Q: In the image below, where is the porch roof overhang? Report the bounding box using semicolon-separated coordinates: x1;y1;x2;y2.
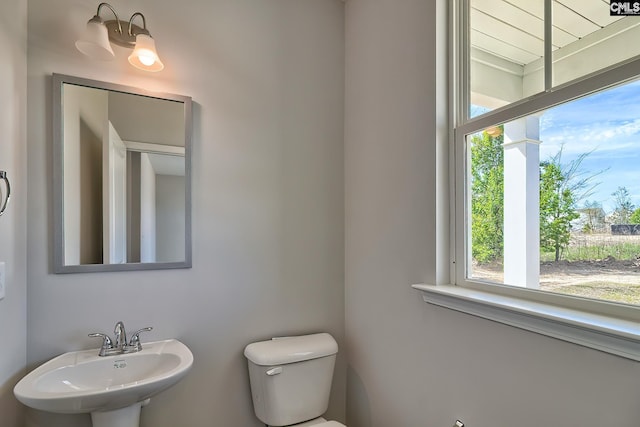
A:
471;0;640;108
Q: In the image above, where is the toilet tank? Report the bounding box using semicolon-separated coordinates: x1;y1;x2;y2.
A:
244;333;338;427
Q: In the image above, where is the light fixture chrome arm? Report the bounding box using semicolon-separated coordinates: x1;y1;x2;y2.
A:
127;12;150;37
95;2;122;35
103;11;151;48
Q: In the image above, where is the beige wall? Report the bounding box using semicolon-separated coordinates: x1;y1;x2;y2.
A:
344;1;640;426
62;84;107;265
26;1;345;426
155;174;185;263
21;1;638;427
0;0;28;425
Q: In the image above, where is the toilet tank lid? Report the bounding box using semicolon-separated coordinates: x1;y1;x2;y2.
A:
244;333;338;366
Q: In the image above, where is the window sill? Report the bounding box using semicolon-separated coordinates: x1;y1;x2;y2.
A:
412;283;640;361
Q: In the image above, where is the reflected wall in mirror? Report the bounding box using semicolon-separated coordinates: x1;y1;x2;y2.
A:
53;74;192;273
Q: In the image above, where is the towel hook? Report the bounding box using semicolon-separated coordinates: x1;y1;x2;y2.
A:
0;171;11;216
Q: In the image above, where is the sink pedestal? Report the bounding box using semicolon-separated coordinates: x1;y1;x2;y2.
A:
91;402;143;427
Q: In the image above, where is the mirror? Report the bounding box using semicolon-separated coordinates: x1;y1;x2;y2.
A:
53;74;192;273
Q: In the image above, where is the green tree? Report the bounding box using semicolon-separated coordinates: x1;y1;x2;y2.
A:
630;207;640;224
539;148;600;261
611;186;635;224
539;162;579;261
471;138;601;264
470;129;504;263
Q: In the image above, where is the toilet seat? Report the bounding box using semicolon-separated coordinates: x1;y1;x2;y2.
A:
293;419;346;427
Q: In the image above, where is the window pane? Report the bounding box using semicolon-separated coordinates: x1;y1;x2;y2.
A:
552;2;639;87
468;1;640;120
467;79;640;306
467;126;506;284
469;0;545;118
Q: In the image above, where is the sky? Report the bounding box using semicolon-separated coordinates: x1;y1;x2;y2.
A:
539;79;640;213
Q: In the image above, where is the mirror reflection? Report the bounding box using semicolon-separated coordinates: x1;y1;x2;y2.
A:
54;75;192;273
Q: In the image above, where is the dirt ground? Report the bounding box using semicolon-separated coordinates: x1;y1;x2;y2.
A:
473;258;640;305
540;258;640;287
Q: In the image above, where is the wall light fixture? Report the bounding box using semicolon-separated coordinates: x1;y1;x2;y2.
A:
76;2;164;72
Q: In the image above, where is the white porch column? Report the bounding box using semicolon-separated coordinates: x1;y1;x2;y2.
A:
503;116;540;288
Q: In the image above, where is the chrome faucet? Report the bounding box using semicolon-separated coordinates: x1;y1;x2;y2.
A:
114;321;127;351
89;321;153;356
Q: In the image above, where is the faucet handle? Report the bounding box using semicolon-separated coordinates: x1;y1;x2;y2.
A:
88;333;114;356
128;327;153;352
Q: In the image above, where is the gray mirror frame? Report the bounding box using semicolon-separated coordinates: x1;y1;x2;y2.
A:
52;73;192;273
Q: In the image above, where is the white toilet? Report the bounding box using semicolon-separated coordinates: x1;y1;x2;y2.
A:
244;333;345;427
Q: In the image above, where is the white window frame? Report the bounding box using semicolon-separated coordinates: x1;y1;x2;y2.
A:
414;0;640;361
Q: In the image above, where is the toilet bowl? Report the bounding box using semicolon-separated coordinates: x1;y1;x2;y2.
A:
244;333;346;427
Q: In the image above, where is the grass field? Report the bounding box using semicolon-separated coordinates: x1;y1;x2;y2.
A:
541;233;640;263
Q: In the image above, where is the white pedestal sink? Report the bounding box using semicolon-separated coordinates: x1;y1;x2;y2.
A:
14;339;193;427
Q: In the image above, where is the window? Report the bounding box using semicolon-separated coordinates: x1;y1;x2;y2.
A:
414;0;640;360
468;81;640;306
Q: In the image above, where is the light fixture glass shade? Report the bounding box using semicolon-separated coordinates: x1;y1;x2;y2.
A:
75;18;115;61
128;34;164;72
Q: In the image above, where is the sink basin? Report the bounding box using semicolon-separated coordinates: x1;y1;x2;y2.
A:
14;339;193;426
